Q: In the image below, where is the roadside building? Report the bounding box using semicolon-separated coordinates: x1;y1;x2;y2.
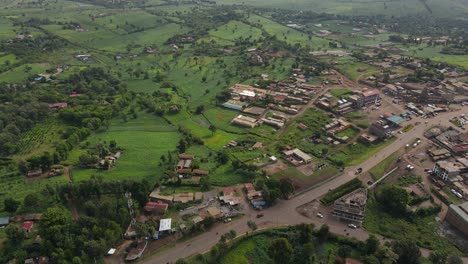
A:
445;202;468;237
359;133;378;144
428;148;451;161
158;218;172;235
283;148;312;166
149;191;173;204
206;207;223;219
369;123;392;139
433;160;468;181
333;188;368;227
20;221;34;233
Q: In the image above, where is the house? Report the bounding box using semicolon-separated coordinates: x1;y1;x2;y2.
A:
369;123;391;139
252;142;264;149
428;148;451;161
144;202;168;215
0;217;9;227
27;169;42;178
158;218;172;235
297;123;308;131
283;148;312;166
385;115;406;126
192;169;209;176
173;193;194;204
48;102;68;109
333;188;368;227
149;190;173;203
179;154;195;160
445;202;468;237
359;133;378;144
20;221;34;232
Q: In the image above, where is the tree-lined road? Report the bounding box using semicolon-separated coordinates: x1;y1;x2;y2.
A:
136;106;468;264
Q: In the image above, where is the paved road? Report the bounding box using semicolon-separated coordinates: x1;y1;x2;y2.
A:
138;106;468;264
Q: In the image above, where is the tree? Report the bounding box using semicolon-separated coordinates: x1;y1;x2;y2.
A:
279;178;294;199
209;125;217;136
316;224;330;243
195;105;205;114
247;220;257;231
392;240;420;264
79;154;98;168
5;225;25;245
269;238;293;264
378;186;409;216
338;245;353;258
429;251;448;264
4;198;20;213
23;193;40;208
447;255;463;264
200;177;211;191
216;151;229;164
365;234;380;255
39;207;74;246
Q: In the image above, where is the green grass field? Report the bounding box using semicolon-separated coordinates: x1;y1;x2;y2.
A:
246;14;329;49
364;195;462;255
329;137;396;166
368;152;398;180
404;46;468;68
69;113;180;182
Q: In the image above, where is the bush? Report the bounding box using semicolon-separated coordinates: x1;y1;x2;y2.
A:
321;178;364;205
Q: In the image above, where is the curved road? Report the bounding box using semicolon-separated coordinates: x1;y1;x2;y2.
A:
138;106;468;264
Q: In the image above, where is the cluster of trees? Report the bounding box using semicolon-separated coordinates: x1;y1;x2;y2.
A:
177;126;204;153
1;176;154;263
179;223;455;264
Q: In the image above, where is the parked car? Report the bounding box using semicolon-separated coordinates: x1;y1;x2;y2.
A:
316;212;324;218
256;213;264;218
348;223;358;229
355;168;363;174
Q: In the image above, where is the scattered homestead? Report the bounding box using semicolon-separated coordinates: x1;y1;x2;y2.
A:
283;148;313;166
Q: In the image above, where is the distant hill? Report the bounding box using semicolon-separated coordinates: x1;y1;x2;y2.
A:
217;0;468;18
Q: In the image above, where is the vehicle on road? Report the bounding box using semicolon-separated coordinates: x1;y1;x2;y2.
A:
348;223;357;229
355;168;363;174
256;213;264;218
316;212;324;218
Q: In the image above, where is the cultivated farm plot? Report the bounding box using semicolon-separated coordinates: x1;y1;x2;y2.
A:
14;118;66;159
404;46;468;69
93;11;161;34
0;63;50;82
328;138;396;166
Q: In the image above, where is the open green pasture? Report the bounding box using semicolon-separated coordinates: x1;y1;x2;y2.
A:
328;137;396;166
0;63;49;82
404;46;468;69
209;20;263;43
246;14;329;48
69;113;180;182
364;194;462;255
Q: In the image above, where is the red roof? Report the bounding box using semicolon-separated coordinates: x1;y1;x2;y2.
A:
144;202;168;212
192;169;209;175
346;258;363;264
178;154;194;160
223;187;236;196
362;89;380;97
48;102;68;109
20;221;34;232
69;92;81;97
177;168;192;174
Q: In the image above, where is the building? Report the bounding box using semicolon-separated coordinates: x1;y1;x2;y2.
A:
144;202;169;215
0;217;9;227
385;115;406;126
445;202;468;237
232;115;257;128
158;218;172;235
359;133;378;144
333;188;368;227
428;148;451;161
369;123;392;139
433;160;468;181
349;89;380;108
283;148;312;166
434;130;468;154
149;191;173;204
20;221;34;232
27;169;42;178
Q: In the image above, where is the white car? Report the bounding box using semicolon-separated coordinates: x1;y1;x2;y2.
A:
348;223;358;229
317;213;324;218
